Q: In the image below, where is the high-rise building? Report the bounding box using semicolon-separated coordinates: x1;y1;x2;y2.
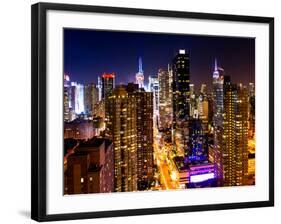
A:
64;86;70;122
188;119;208;163
108;86;138;192
189;83;197;119
97;76;102;101
70;82;85;115
84;83;99;116
158;68;173;129
220;76;237;186
108;84;154;191
212;61;249;186
200;83;207;96
126;84;154;190
102;73;115;130
235;84;249;185
212;59;224;184
135;57;145;88
172;49;190;157
248;83;255;139
91;84;99;116
148;75;159;126
102;73;115;100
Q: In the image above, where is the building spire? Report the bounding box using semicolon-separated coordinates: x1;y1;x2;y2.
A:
215;58;218;71
138;57;143;73
213;58;219;79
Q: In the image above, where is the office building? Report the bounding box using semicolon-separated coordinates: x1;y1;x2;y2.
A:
172;49;190;157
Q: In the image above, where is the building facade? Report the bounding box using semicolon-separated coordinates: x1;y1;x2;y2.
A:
172;49;190;157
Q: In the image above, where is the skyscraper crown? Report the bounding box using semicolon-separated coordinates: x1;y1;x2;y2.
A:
213;58;220;79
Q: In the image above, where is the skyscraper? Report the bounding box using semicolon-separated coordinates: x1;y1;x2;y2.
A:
172;49;190;157
212;61;249;186
102;73;115;129
212;59;224;184
158;68;173;129
70;82;85;115
102;73;115;100
126;84;154;190
64;74;71;122
135;57;145;88
97;76;102;101
108;84;154;192
91;84;99;116
248;83;255;139
235;84;249;185
84;83;99;117
148;75;159;126
188;119;208;163
108;86;138;192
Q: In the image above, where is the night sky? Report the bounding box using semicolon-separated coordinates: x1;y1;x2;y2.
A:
64;28;255;92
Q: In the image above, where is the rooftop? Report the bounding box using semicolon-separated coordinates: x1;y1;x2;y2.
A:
79;137;104;148
173;156;189;172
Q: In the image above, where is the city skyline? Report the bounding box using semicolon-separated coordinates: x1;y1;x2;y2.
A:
64;29;255;90
63;30;255;194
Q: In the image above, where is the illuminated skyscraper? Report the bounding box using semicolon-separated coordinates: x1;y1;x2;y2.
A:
97;76;102;101
91;84;99;116
235;84;249;185
248;83;255;139
64;74;71;121
135;57;145;88
102;73;115;100
108;84;154;191
70;82;85;115
126;84;154;190
221;76;237;186
200;83;207;96
148;75;159;125
188;119;208;163
212;61;249;186
189;83;197;119
212;59;224;184
102;73;115;129
172;49;190;157
84;83;99;116
158;68;173;129
108;86;138;192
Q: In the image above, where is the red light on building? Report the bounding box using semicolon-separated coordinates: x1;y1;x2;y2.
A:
102;73;115;79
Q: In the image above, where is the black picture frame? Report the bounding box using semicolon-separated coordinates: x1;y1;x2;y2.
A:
31;2;274;222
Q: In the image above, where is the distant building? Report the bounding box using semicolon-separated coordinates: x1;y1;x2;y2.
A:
188;118;208;164
102;73;115;130
64;119;96;140
135;57;144;88
148;75;159;126
84;83;99;116
102;73;115;100
158;68;173;129
65;137;114;194
70;82;85;115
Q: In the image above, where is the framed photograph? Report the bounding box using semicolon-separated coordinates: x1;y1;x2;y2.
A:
31;2;274;222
